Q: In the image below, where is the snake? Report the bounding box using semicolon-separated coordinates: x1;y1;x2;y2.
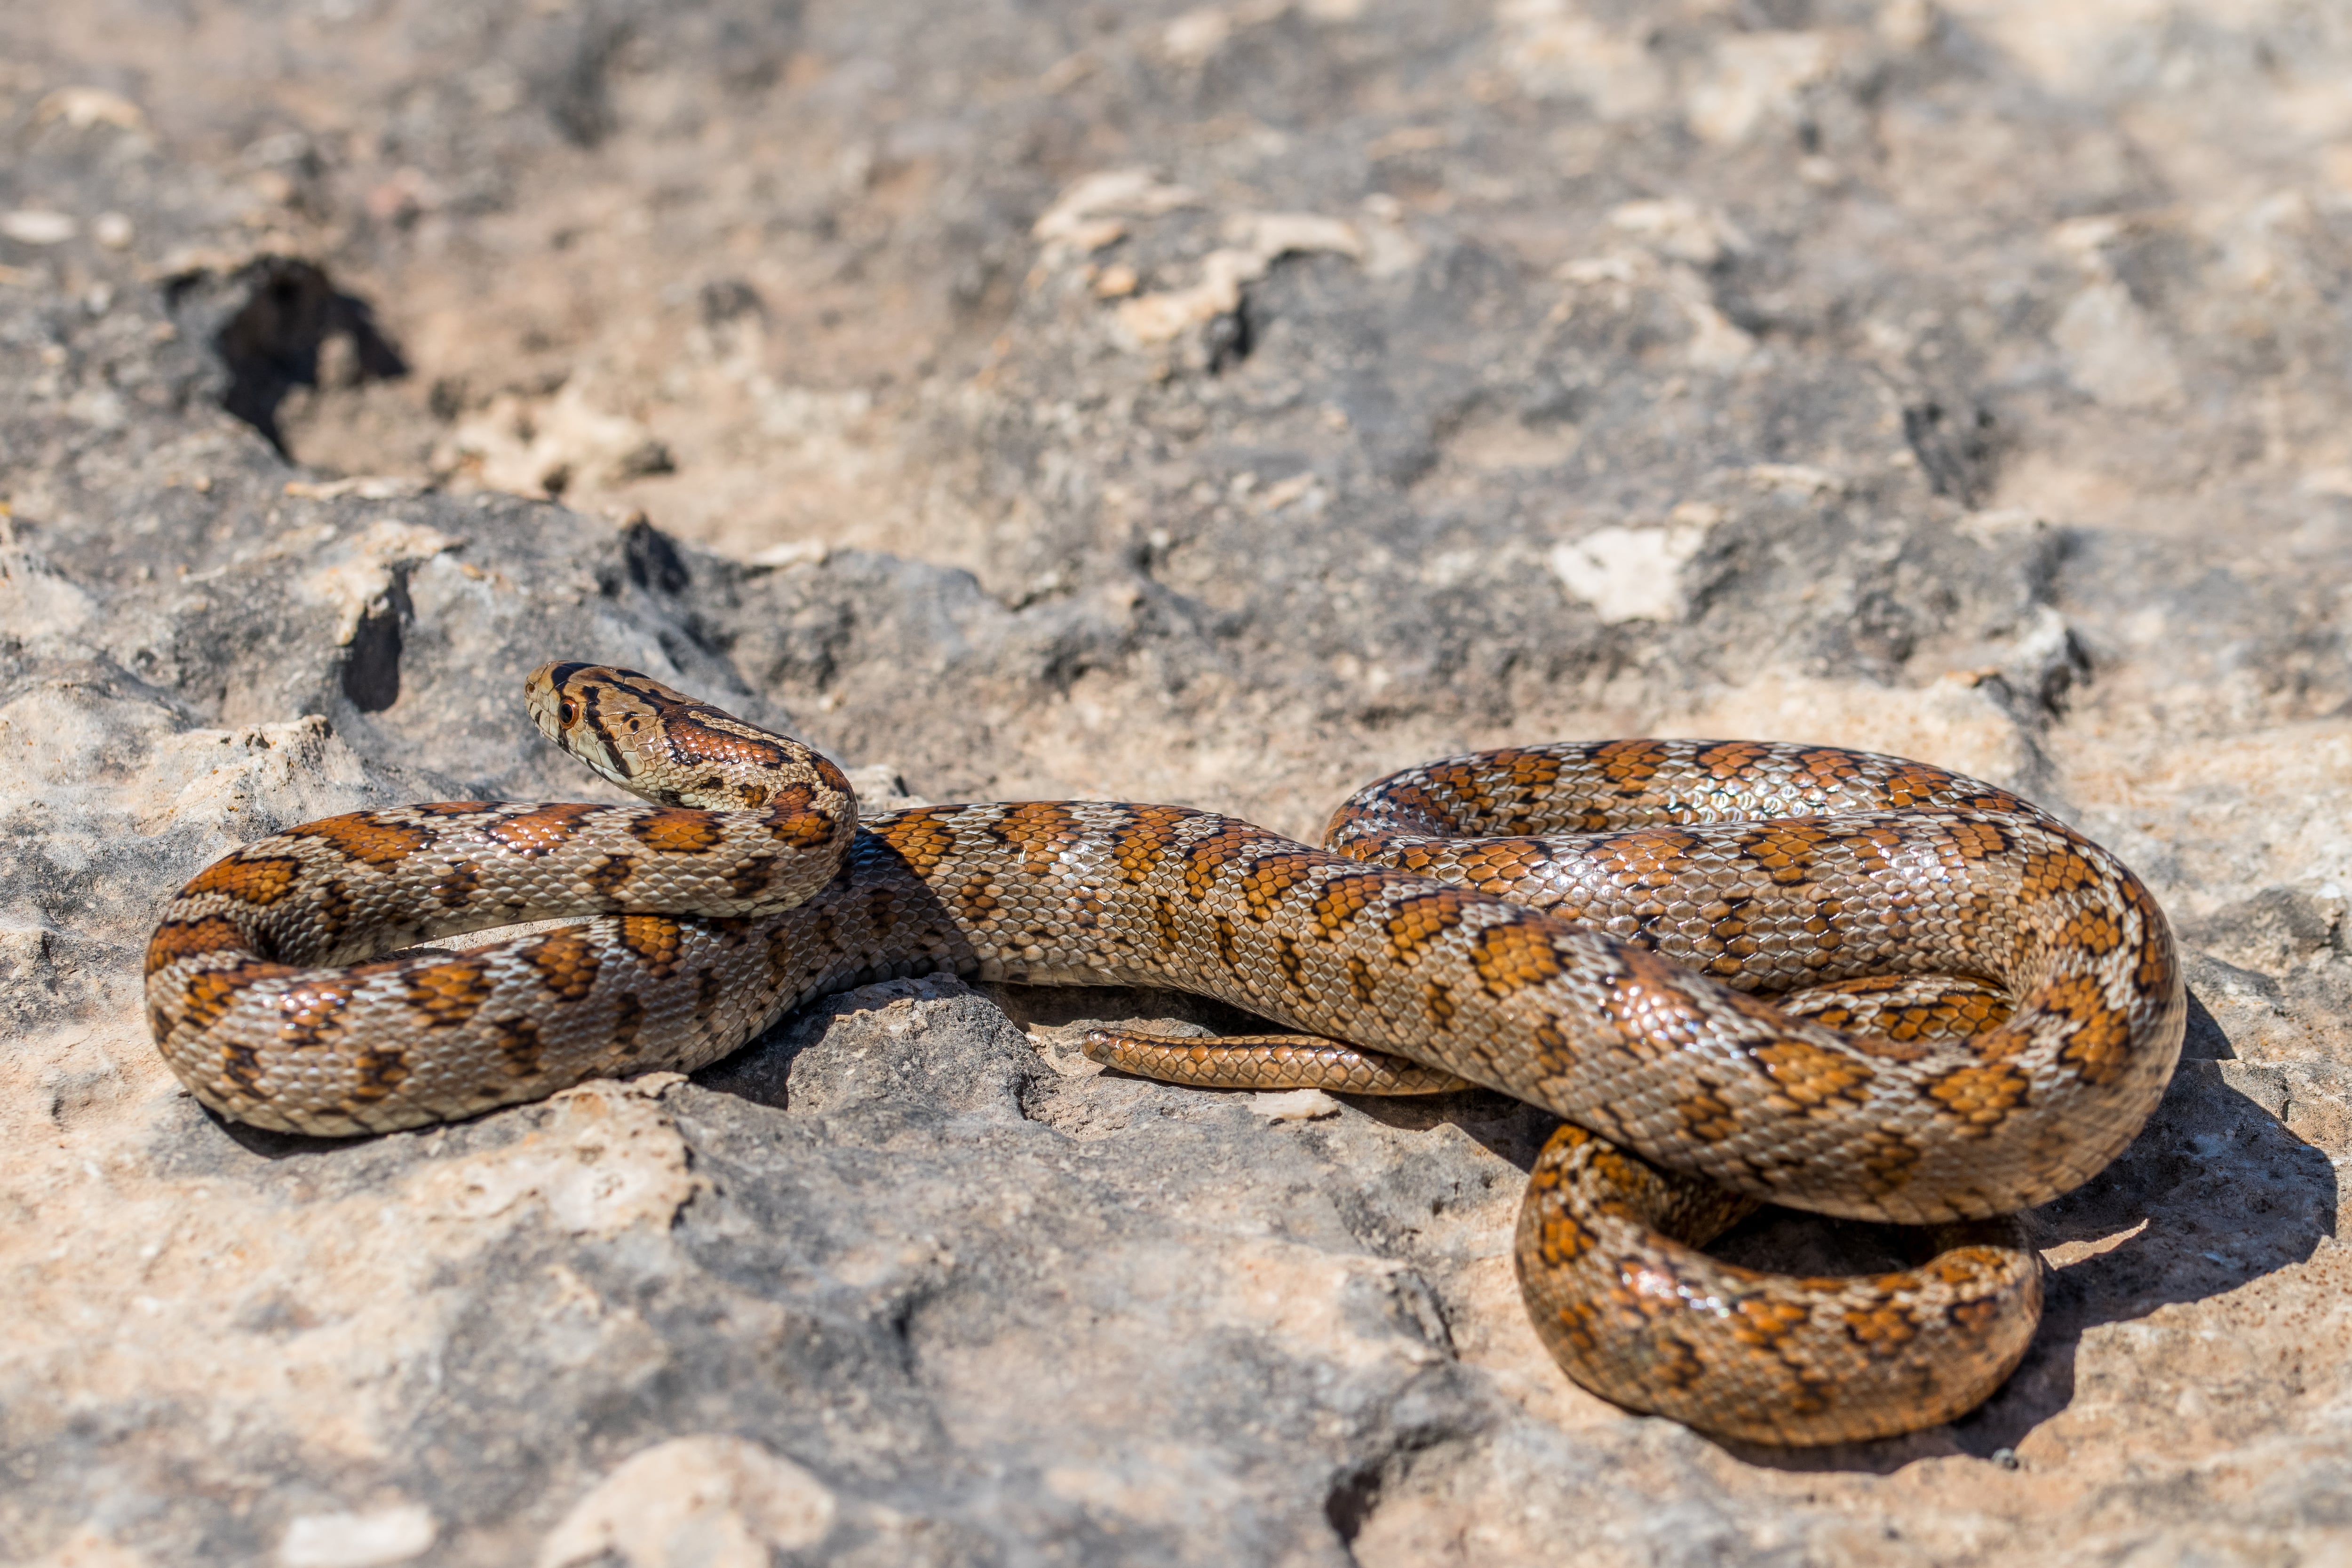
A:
146;663;2185;1445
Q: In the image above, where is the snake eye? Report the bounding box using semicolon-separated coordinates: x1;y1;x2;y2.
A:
558;698;580;728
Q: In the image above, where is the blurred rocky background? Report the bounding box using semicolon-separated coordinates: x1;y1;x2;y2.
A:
3;0;2349;1563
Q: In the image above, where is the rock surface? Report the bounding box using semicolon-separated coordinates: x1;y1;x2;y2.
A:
4;1;2350;1563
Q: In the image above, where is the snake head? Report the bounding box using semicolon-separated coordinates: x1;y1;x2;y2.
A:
525;661;662;793
525;661;852;816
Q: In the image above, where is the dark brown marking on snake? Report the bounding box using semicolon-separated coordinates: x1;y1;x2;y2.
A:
2057;907;2125;957
2125;877;2177;996
220;1037;265;1093
1947;819;2014;864
488;803;604;858
668;715;788;772
1150;894;1184;955
1946;1294;2005;1340
184;855;303;907
349;1046;412;1102
583;853;639;899
1597;739;1671;792
1345;955;1377;1005
611;992;646;1056
493;1017;545;1077
525;930;601;1002
312;877;353;941
1211;915;1246;975
1423;977;1457;1030
288;813;437;869
1696;740;1772;780
862;886;900;944
1857;1128;1924;1195
1674;1083;1740;1145
954;873;1001;926
432;859;482;910
1744;822;1834;886
404;957;495;1029
619;915;685;978
693;966;722;1022
1649;1333;1708;1393
725;854;780;900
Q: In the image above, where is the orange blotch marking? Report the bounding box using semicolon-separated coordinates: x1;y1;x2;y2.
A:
1752;1038;1872;1111
404;957;494;1028
1947;1296;2005;1338
763;795;839;849
2042;973;2137;1086
1730;1296;1811;1350
1383;888;1476;961
1239;851;1322;922
1597;827;1699;887
2018;845;2099;901
488;803;605;858
1108;805;1190;884
274;976;358;1049
619;914;686;976
183;854;303;906
180;963;285;1031
1842;1298;1921;1352
876;809;957;872
1313;872;1383;935
526;930;602;1001
1925;1060;2029;1128
288;813;432;868
629;807;724;855
146;916;251;975
1469;918;1565;997
991;802;1084;877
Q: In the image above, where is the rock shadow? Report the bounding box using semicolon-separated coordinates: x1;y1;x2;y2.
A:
163;255;408;457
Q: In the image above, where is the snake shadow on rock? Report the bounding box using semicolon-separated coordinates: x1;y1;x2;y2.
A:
1720;985;2335;1475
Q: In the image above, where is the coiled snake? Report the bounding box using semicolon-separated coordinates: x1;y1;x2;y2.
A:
147;663;2185;1444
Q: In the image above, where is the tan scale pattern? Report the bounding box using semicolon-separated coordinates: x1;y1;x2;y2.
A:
149;672;2183;1446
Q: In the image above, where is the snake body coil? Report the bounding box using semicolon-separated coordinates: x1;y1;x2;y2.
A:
147;663;2184;1444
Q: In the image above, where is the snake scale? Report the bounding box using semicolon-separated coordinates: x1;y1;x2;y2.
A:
147;663;2185;1445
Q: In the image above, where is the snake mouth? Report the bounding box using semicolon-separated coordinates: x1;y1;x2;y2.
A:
524;661;638;786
